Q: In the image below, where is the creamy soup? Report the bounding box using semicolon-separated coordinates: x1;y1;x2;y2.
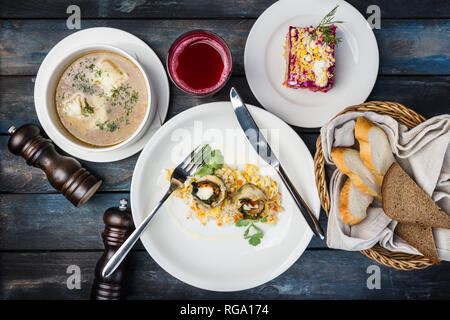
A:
55;51;148;147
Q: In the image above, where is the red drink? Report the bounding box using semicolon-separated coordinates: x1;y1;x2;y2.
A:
167;30;232;96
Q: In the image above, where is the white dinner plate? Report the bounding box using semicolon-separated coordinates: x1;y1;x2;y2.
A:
34;27;170;162
131;101;320;291
244;0;379;128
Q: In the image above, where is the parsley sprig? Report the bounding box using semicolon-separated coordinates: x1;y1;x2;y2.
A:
81;100;94;117
236;217;268;246
194;146;224;177
95;119;120;132
313;5;343;46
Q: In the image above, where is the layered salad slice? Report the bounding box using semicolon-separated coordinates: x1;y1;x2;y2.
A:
283;5;342;92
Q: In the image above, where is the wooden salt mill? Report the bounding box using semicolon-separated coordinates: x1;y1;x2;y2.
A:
7;124;102;207
91;199;134;300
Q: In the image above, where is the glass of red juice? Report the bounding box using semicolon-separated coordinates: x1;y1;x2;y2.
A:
167;30;232;97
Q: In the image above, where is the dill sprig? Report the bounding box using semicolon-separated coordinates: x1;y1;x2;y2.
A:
317;5;343;29
313;5;343;46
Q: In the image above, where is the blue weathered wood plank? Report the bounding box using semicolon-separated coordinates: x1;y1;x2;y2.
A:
367;76;450;118
1;250;448;299
0;19;449;76
0;0;448;19
0;75;448;136
0;193;328;250
0;193;131;250
374;20;450;75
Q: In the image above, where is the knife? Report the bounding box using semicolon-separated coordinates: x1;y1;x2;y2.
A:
229;87;324;240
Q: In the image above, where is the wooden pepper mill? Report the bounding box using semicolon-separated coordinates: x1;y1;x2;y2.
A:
91;199;134;300
7;124;102;207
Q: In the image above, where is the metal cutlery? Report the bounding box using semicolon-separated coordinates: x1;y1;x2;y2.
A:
102;145;211;278
229;87;324;240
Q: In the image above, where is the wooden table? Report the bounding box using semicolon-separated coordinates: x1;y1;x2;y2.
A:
0;0;449;300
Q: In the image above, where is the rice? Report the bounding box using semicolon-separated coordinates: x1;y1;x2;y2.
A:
168;164;284;226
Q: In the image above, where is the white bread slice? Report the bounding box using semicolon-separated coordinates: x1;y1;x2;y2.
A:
355;117;395;185
331;148;382;201
339;178;374;226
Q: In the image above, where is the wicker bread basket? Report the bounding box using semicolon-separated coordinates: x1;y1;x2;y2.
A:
313;101;435;270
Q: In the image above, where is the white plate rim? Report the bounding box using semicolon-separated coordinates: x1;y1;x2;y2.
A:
130;101;320;292
244;0;379;128
34;27;170;162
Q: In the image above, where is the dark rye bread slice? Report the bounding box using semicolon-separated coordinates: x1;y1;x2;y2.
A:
395;223;440;264
382;162;450;229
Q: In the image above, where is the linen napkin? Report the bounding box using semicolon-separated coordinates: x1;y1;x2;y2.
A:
321;111;450;261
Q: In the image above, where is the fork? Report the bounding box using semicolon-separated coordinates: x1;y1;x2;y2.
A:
102;145;211;278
